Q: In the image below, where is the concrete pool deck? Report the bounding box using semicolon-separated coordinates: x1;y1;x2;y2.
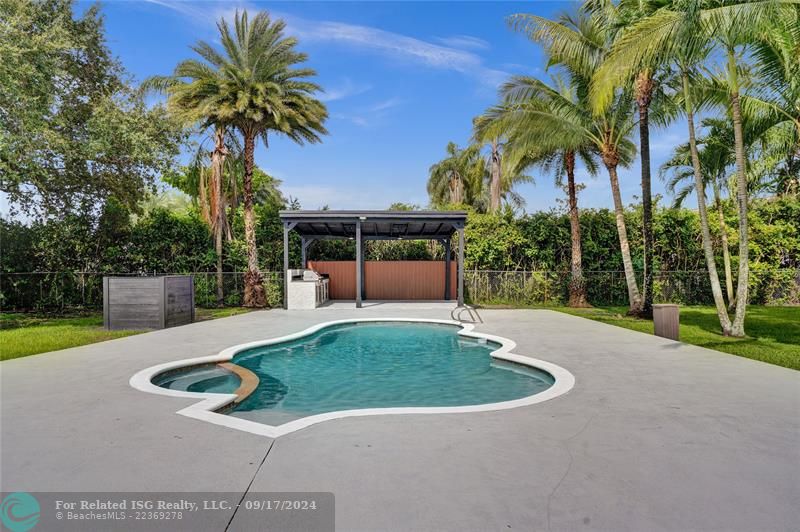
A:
1;308;798;531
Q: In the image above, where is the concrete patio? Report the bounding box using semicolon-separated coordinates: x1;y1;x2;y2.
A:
1;308;798;531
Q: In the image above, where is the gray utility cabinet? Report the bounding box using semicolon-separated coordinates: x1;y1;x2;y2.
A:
103;276;195;330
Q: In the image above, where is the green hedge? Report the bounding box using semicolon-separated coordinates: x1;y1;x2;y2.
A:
2;197;798;309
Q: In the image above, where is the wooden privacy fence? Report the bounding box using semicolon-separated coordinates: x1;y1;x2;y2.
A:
308;261;457;300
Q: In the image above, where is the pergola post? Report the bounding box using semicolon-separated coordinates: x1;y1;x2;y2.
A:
283;221;297;310
360;240;366;301
457;225;465;306
355;220;363;308
283;222;290;309
301;238;314;269
444;238;451;300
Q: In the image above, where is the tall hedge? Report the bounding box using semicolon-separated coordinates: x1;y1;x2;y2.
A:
2;196;798;308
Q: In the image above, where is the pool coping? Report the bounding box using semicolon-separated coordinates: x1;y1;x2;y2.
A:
129;318;576;438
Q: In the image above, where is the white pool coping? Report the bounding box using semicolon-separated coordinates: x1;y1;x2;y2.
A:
129;318;576;438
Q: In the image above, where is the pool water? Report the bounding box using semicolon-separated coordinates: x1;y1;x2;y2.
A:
155;366;239;394
154;322;554;426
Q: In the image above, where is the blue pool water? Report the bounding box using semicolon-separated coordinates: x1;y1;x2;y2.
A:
154;322;554;425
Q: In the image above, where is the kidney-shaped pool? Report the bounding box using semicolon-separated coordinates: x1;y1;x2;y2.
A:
132;319;575;437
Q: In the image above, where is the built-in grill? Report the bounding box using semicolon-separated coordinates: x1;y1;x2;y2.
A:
287;269;330;309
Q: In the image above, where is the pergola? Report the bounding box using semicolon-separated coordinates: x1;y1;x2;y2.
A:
279;210;467;308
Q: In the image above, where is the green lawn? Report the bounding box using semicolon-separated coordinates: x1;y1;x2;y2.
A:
554;305;800;371
0;307;253;361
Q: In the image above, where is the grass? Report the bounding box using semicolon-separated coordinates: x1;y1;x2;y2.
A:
554;305;800;371
195;306;253;321
1;307;253;361
0;313;140;361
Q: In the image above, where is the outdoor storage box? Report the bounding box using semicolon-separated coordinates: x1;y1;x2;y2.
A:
103;275;194;330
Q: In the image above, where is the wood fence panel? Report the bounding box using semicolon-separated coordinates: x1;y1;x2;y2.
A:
308;261;455;300
308;261;356;300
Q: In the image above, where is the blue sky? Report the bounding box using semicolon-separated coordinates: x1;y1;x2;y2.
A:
84;0;688;212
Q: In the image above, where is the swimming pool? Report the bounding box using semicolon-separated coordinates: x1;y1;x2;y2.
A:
132;319;575;437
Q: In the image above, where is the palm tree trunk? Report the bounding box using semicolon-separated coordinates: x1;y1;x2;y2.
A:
490;139;502;213
682;71;732;334
712;181;734;306
566;151;589;307
636;71;655;318
727;48;749;337
242;132;266;308
210;127;228;307
450;173;463;205
604;157;642;313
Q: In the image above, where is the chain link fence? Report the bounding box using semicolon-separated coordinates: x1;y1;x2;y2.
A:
465;270;714;306
465;269;799;306
1;269;797;311
0;272;284;311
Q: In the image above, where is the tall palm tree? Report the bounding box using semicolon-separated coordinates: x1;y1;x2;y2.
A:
585;0;674;318
181;131;240;306
591;0;792;335
660;118;738;304
195;10;327;307
475;77;597;306
142;77;234;307
428;142;486;208
509;11;643;313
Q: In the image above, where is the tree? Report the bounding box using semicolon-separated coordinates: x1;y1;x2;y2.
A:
585;0;676;318
427;142;486;209
143;45;239;307
0;0;184;218
660;118;738;304
472;117;535;213
591;0;792;335
747;6;800;196
474;77;596;306
192;10;328;307
509;11;643;312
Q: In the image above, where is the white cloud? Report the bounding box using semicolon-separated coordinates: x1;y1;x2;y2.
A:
280;15;508;87
435;35;490;50
318;78;373;102
141;0;227;26
367;97;403;113
143;1;509;87
330;97;404;128
331;113;370;127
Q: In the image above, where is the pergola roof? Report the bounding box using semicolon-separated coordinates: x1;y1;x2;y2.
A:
278;210;467;240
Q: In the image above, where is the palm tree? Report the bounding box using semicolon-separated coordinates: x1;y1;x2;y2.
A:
475;77;597;306
748;6;800;195
428;142;486;208
181;134;234;307
142;74;234;307
585;0;675;318
660;118;738;305
471;118;536;213
488;138;502;213
509;11;643;313
591;0;793;335
193;10;327;307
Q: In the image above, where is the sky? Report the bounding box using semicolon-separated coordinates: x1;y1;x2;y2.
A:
67;1;689;213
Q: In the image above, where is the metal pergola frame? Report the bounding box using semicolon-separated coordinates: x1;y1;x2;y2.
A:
278;210;467;308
